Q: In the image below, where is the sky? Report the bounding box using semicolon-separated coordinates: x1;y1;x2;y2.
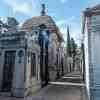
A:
0;0;100;46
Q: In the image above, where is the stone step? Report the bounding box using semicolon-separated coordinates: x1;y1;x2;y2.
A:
62;76;82;79
49;82;85;87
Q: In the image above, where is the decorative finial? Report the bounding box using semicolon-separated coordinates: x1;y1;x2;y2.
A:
41;4;46;16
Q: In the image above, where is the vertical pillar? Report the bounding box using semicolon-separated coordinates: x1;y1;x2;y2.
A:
12;49;25;97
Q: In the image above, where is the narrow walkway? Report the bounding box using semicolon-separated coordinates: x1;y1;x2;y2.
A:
0;71;87;100
49;71;84;87
31;71;87;100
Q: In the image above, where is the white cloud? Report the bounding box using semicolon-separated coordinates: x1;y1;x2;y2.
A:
60;0;68;4
87;0;100;7
4;0;41;16
57;16;82;46
4;0;32;15
32;0;41;14
57;16;75;28
57;16;75;36
14;3;32;14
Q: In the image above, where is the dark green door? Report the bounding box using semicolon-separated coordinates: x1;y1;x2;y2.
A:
1;51;16;92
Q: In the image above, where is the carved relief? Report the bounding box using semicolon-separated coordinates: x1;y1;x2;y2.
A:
27;51;31;63
18;50;24;63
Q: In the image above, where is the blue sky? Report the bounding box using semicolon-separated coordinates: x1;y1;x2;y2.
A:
0;0;100;45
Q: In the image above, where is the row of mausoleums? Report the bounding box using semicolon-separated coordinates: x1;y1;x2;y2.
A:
0;13;66;97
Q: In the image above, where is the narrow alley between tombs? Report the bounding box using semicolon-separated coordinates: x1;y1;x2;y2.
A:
0;71;87;100
1;0;100;100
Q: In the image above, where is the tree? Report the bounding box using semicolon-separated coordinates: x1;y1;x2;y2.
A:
66;26;78;71
71;38;77;56
66;26;71;57
70;38;77;70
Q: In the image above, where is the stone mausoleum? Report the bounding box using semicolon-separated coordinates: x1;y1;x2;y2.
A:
0;4;65;97
82;4;100;100
0;18;41;97
22;4;64;83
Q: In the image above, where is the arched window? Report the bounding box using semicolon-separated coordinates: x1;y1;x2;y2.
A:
39;24;46;30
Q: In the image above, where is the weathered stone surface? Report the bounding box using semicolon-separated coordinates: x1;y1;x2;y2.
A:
84;4;100;100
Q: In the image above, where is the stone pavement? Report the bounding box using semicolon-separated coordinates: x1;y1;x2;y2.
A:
0;71;88;100
33;71;87;100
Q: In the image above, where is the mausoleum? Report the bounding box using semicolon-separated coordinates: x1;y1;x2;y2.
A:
0;18;40;97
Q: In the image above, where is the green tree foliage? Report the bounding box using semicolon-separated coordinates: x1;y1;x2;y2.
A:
66;25;78;69
66;26;71;57
70;38;77;67
66;26;77;58
70;38;77;57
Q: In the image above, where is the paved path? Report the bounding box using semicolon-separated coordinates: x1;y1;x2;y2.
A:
32;71;87;100
0;71;87;100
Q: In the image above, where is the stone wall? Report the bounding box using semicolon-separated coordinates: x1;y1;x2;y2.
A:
84;12;100;100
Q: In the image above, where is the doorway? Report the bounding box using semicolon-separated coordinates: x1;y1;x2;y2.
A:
1;51;16;92
31;53;36;77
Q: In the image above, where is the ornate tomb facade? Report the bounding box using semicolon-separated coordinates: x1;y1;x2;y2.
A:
0;18;41;97
22;4;64;83
82;4;100;100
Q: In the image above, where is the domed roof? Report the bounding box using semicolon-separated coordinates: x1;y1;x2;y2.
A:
22;16;56;31
22;15;63;41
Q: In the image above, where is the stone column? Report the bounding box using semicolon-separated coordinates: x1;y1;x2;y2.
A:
12;49;25;97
